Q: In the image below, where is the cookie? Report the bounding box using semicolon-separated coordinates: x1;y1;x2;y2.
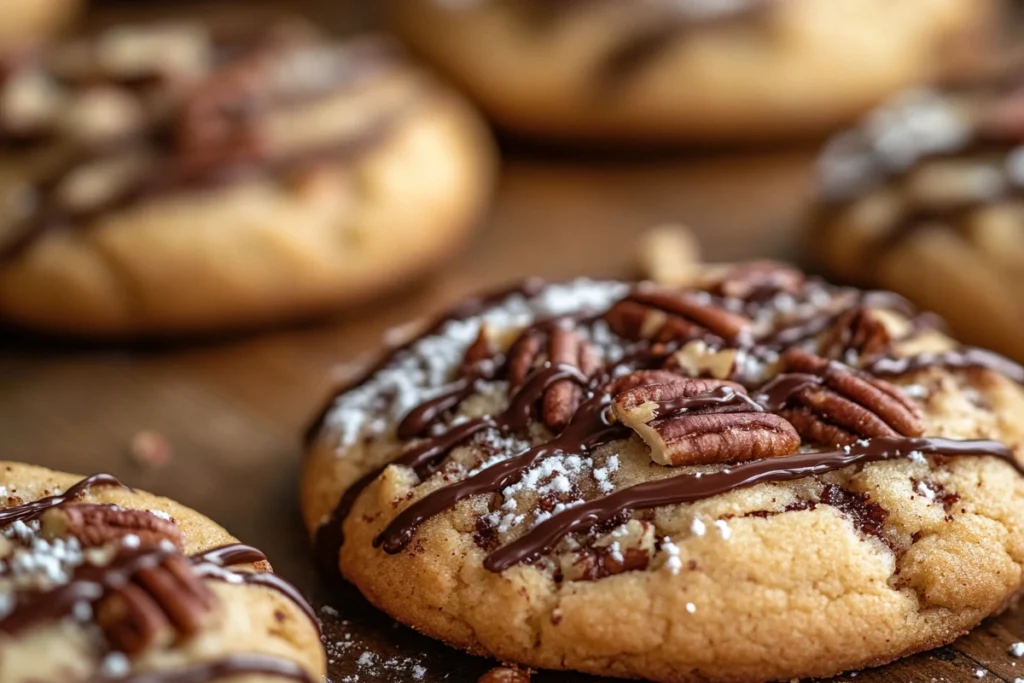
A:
387;0;994;144
303;263;1024;683
810;80;1024;363
0;22;495;336
0;461;324;683
0;0;78;50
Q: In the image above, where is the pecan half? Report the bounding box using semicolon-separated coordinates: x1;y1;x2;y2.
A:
605;288;752;347
819;307;892;364
613;376;800;466
775;349;924;446
41;504;183;551
507;322;599;432
97;553;217;654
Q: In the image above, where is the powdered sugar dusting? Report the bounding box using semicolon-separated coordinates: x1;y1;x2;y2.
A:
323;280;629;447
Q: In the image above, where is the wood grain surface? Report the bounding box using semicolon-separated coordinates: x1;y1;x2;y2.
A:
3;2;1024;682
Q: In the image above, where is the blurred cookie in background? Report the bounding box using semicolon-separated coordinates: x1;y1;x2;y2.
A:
0;21;495;337
0;0;79;50
809;78;1024;362
387;0;999;145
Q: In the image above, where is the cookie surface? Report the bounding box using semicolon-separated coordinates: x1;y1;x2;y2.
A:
388;0;991;143
810;79;1024;362
0;22;494;336
304;264;1024;683
1;461;324;683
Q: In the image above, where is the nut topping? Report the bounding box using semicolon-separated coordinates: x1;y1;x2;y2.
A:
507;322;599;432
613;376;800;466
605;287;752;347
41;503;183;551
97;553;217;654
819;306;892;364
775;349;924;446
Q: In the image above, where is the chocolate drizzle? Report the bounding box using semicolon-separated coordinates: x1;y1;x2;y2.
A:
190;543;319;632
484;437;1021;571
0;473;128;525
375;385;625;554
312;273;1024;577
868;347;1024;384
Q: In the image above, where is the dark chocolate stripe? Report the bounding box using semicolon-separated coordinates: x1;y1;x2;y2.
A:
0;473;128;526
190;544;319;632
868;347;1024;384
484;436;1021;571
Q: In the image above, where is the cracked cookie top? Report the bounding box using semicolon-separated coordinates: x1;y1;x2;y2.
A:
0;462;324;683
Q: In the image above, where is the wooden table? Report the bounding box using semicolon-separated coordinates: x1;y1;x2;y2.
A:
4;3;1024;682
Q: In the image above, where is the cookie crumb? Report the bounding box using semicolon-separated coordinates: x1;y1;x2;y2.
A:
479;665;531;683
320;605;340;618
129;430;173;468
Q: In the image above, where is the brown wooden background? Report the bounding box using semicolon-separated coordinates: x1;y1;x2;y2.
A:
3;2;1024;682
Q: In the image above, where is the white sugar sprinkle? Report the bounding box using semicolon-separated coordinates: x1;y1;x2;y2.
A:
690;518;706;537
1010;642;1024;657
322;280;628;446
685;602;696;614
99;652;130;677
714;520;732;540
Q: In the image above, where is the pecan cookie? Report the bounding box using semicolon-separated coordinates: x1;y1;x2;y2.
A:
303;263;1024;682
1;461;324;683
0;21;494;336
810;78;1024;362
386;0;994;144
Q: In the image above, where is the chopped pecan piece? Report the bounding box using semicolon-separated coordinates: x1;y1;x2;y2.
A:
613;376;800;466
41;503;183;551
97;553;217;654
507;322;598;432
605;288;752;347
819;307;892;364
776;349;924;446
664;340;738;380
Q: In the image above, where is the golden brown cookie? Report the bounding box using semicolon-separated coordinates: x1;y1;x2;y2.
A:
0;461;324;682
387;0;994;144
303;264;1024;682
810;79;1024;361
0;22;495;337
